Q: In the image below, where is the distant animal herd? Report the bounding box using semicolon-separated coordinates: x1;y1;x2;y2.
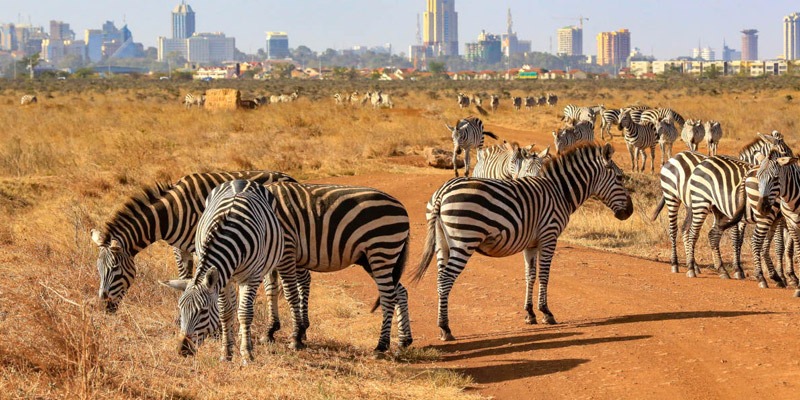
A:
16;88;798;364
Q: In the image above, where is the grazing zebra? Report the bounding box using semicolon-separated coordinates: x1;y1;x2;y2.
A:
525;96;536;110
681;119;705;151
20;95;37;105
489;95;500;112
260;182;413;352
91;170;296;313
412;143;633;340
654;118;679;166
273;92;299;104
162;180;284;363
457;93;470;109
682;154;787;287
641;108;686;126
473;142;549;179
553;121;595;154
704;120;723;156
563;104;603;124
184;93;205;108
599;107;621;141
546;93;558;107
618;109;658;172
447;116;499;177
512;96;522;111
370;91;393;108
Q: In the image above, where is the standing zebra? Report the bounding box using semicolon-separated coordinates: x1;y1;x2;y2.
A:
546;93;558;107
618;109;658;173
681;119;705;151
641;108;686;126
260;182;413;352
471;94;482;107
91;170;296;313
553;120;595;154
654;118;679;166
457;93;470;109
333;93;345;105
512;96;522;111
412;143;632;340
184;93;205;108
20;95;37;105
599;107;620;141
562;104;603;124
162;180;284;363
536;95;547;107
473;142;550;179
704;120;723;156
524;96;536;110
447;116;499;177
489;95;500;112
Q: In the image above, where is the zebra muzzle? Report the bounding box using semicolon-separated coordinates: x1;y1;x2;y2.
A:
615;199;634;220
179;336;199;357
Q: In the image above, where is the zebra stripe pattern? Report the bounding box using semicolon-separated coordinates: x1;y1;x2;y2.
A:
759;156;800;294
599;108;620;140
704;120;723;156
412;143;633;340
457;93;470;109
472;142;549;179
20;95;37;105
489;95;499;112
654;118;679;166
91;170;296;312
618;109;658;172
262;182;412;352
562;104;603;124
681;119;705;151
553;121;595;154
162;180;284;362
184;93;205;108
641;108;686;126
447;116;498;177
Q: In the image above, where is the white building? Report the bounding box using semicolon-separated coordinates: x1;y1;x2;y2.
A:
557;26;582;56
158;32;234;64
784;12;800;60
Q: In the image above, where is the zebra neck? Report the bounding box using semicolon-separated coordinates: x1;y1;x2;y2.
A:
541;163;593;214
109;199;170;254
780;165;800;211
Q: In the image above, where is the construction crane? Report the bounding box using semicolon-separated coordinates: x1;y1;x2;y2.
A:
554;15;589;29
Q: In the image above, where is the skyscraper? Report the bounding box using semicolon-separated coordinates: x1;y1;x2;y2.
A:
172;1;195;39
557;26;582;56
423;0;459;56
741;29;758;61
596;29;630;66
784;12;800;60
265;32;289;59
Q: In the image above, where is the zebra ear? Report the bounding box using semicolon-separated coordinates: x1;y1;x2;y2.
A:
757;133;776;144
445;123;454;131
778;157;798;166
602;143;615;159
91;229;104;246
539;146;551;158
203;268;220;288
160;279;189;291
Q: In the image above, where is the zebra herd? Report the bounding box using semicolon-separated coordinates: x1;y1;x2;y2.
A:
456;92;558;112
333;90;393;108
184;91;298;109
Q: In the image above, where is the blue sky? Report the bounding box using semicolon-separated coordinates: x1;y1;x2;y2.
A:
2;0;797;59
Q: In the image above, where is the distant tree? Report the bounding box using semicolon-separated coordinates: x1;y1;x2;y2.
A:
428;61;446;77
172;70;193;81
271;62;296;79
702;64;721;79
73;67;96;78
241;66;262;79
292;45;316;65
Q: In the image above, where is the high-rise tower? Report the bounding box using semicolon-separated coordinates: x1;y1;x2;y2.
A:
423;0;459;56
784;12;800;60
557;26;582;56
172;1;195;39
741;29;758;61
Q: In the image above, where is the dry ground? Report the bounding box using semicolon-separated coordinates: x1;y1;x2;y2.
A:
1;81;799;399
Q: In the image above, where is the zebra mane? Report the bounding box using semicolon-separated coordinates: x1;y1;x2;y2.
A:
540;142;605;172
738;137;769;155
101;181;175;242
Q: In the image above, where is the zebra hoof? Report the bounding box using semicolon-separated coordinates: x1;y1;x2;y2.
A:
398;338;413;348
719;272;731;280
671;265;680;274
771;276;787;288
440;332;456;342
789;279;800;288
525;315;537;325
686;270;697;278
734;271;745;280
288;340;306;351
541;315;557;325
758;279;769;289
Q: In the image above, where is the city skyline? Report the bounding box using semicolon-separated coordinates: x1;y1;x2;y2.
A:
3;0;800;60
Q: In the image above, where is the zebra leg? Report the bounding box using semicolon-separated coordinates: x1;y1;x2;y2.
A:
436;248;471;341
707;222;726;278
536;238;558;324
464;148;471;177
761;219;786;288
751;221;768;285
667;201;682;273
627;143;636;171
779;220;799;287
649;145;655;173
453;145;460;177
218;283;237;362
366;261;398;353
395;283;413;348
297;268;312;338
660;143;666;167
730;223;746;281
262;269;281;343
683;206;709;278
523;247;538;324
275;257;307;350
237;280;261;364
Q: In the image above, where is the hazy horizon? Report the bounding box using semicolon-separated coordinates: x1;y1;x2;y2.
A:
4;0;799;60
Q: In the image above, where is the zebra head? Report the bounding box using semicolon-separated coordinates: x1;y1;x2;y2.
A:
592;143;634;220
757;131;793;157
752;151;797;213
162;267;222;357
91;229;135;313
519;145;550;178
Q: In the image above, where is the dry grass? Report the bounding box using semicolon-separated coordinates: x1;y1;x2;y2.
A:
1;79;798;398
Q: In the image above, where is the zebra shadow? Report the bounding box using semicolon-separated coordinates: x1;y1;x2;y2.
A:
571;310;774;328
454;358;590;384
429;332;650;362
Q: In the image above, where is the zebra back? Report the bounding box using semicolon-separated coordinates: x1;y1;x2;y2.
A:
654;118;679;144
738;132;794;164
619;110;657;148
642;108;685;126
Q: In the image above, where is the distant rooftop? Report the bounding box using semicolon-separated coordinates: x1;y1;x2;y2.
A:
173;2;194;14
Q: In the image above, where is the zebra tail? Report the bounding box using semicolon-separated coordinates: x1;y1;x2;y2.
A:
411;214;440;286
650;196;666;221
719;187;747;231
680;206;693;234
370;235;409;313
483;131;499;140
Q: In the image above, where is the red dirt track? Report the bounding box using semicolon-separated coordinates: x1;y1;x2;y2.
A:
306;121;800;399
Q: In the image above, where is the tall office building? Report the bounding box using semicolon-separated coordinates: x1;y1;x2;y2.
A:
741;29;758;61
0;23;17;51
423;0;459;56
784;12;800;60
172;1;196;39
557;26;582;56
49;20;74;41
596;29;630;66
84;29;103;62
501;8;530;57
265;32;289;59
464;30;501;63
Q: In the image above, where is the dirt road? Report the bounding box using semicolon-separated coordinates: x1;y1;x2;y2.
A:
309;167;800;400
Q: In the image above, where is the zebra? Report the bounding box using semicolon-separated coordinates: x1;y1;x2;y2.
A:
512;96;522;111
654;118;679;166
333;93;345;105
681;119;705;151
259;182;413;352
641;108;686;127
618;109;658;172
238;99;259;109
457;93;470;109
254;95;269;107
162;180;284;363
91;170;296;313
704;120;723;156
184;93;205;108
374;91;394;108
489;94;500;112
546;93;558;107
524;96;536;110
682;154;787;287
447;116;499;177
472;142;549;179
562;104;603;124
553;120;595;154
349;91;361;106
599;107;621;141
20;95;37;105
471;94;482;107
412;143;633;340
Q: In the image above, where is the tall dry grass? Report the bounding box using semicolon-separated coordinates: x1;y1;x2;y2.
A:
1;80;798;398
